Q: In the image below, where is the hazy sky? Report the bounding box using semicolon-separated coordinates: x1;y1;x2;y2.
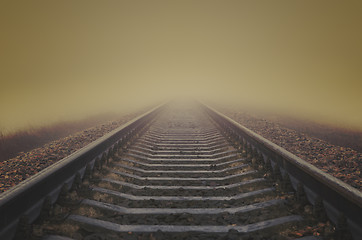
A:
1;0;362;132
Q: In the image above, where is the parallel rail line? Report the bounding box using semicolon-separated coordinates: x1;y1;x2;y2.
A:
0;102;361;239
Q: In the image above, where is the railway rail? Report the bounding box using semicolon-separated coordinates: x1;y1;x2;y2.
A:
0;101;361;239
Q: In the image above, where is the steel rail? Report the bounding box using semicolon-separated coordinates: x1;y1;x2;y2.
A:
1;101;361;239
202;103;362;239
0;104;165;240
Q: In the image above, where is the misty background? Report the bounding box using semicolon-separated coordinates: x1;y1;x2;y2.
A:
1;0;362;133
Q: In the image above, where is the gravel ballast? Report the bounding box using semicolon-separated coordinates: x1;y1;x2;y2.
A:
0;112;141;193
220;108;361;190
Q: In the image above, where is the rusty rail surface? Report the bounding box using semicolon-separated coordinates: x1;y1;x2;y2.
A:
0;101;361;240
202;103;362;239
0;104;164;240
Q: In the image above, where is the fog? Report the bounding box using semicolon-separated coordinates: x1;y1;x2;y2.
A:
1;0;362;133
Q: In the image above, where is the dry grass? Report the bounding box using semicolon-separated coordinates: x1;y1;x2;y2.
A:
0;113;122;162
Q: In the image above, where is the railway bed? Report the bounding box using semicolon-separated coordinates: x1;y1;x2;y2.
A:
0;102;361;239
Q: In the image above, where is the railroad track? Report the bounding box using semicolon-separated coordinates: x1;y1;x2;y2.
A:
0;102;361;239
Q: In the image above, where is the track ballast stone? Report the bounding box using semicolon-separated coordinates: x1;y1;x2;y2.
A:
33;103;337;239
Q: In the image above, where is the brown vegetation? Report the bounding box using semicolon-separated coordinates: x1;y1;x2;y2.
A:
0;113;126;162
0;112;141;192
220;107;362;190
266;115;362;153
